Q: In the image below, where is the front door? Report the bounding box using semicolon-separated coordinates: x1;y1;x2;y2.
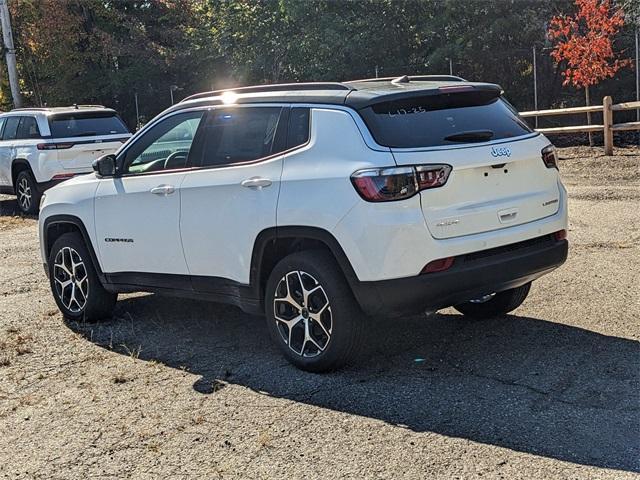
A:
94;109;205;279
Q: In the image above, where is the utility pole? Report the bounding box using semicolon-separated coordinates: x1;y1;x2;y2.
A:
636;26;640;145
133;89;140;131
449;58;453;76
636;27;640;122
533;46;539;129
0;0;22;108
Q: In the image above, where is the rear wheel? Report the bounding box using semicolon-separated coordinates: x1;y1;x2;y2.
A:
454;282;531;319
15;170;40;215
265;250;363;372
48;232;116;321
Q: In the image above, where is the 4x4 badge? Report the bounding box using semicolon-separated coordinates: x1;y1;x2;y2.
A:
491;146;511;158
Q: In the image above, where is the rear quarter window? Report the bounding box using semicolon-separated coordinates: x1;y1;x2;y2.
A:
48;112;129;138
359;92;533;148
16;116;41;139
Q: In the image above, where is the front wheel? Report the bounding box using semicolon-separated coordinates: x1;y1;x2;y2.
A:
454;283;531;319
48;232;117;321
264;250;363;372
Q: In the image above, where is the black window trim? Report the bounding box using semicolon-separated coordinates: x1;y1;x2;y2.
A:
114;103;313;178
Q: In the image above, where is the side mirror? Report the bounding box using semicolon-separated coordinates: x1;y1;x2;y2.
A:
93;154;119;177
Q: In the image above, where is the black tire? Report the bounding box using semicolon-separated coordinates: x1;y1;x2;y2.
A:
454;282;531;319
15;170;40;215
264;250;363;372
48;232;117;321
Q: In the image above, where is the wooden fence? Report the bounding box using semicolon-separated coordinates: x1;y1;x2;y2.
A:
520;97;640;155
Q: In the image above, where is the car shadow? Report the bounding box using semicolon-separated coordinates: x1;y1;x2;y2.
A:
0;195;36;219
66;294;639;473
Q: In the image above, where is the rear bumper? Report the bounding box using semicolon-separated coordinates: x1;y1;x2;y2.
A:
352;234;568;317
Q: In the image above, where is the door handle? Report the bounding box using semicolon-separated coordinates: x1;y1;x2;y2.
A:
150;184;175;196
241;177;272;189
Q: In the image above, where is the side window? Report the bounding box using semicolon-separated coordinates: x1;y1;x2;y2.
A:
200;107;283;167
287;108;310;149
124;110;204;174
0;118;5;139
2;117;20;141
16;116;41;140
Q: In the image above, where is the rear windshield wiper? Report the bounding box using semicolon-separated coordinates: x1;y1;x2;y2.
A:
72;131;98;137
443;130;494;142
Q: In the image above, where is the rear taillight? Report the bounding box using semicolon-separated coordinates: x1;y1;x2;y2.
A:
541;145;558;169
554;229;567;241
421;256;455;274
351;164;451;202
37;143;74;150
52;173;75;180
351;167;418;202
416;165;452;189
438;85;475;93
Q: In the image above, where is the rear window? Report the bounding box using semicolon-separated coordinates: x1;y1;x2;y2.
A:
48;112;129;138
199;107;284;167
359;92;533;148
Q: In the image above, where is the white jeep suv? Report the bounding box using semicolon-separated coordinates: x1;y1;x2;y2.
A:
0;105;131;214
38;76;568;371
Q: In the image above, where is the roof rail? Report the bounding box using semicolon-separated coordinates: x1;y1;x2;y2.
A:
181;82;353;103
348;74;467;83
410;75;466;82
10;104;108;112
71;104;107;109
10;107;49;112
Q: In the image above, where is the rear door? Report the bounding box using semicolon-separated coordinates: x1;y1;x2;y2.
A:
0;117;10;186
359;89;561;239
180;105;288;289
48;110;131;172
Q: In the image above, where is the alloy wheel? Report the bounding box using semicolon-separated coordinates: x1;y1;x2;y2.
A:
53;247;89;313
17;177;32;211
273;270;332;357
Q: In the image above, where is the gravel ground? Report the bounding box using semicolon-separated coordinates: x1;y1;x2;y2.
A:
0;146;638;479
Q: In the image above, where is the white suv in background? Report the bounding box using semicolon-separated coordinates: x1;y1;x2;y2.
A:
0;106;131;214
38;76;568;371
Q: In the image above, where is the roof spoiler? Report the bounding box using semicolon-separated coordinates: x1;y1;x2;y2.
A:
348;74;467;84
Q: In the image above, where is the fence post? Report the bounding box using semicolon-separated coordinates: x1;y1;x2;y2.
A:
603;96;613;156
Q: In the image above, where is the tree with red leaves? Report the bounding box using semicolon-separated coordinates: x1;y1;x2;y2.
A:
548;0;632;145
